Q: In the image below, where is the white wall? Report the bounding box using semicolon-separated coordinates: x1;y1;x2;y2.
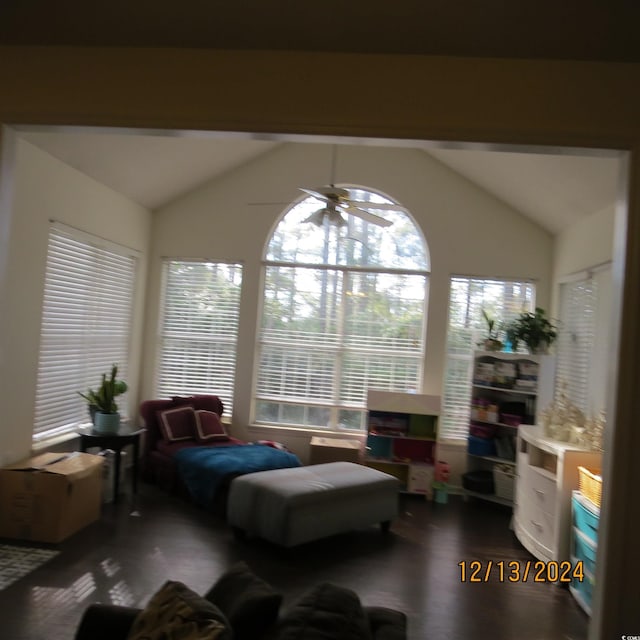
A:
0;138;151;464
552;204;616;306
144;142;554;456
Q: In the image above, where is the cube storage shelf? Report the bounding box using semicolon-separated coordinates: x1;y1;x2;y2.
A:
365;390;440;498
464;351;555;506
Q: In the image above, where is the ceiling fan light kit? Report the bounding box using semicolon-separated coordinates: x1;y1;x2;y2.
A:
303;206;347;227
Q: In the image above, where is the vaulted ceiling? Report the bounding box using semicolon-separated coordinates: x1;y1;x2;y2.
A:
17;129;621;235
5;1;628;233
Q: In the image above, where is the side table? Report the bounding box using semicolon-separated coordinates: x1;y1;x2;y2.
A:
77;425;145;504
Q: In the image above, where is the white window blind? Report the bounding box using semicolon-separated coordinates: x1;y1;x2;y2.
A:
441;276;535;441
556;265;612;416
33;224;138;442
157;260;243;414
255;188;429;432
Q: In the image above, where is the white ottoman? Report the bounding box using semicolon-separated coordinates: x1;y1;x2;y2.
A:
227;462;399;547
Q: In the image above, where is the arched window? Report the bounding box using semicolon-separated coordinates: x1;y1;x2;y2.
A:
254;186;430;431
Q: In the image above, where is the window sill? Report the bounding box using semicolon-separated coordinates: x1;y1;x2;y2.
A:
248;423;366;442
32;431;80;453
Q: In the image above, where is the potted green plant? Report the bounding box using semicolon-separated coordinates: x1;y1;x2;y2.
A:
479;309;504;352
506;307;558;354
78;364;128;433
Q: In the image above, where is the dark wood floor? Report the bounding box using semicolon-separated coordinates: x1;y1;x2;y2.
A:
0;481;589;640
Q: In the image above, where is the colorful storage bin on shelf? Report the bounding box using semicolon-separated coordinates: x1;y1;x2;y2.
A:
462;470;494;494
393;438;435;464
366;435;393;459
572;491;599;543
569;571;594;615
469;423;497;439
570;490;600;617
573;528;597;576
578;466;602;509
500;413;522;427
493;464;515;500
467;435;496;457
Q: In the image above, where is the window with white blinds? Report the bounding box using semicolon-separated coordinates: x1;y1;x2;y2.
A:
156;260;243;415
556;265;612;416
254;187;429;432
33;224;138;442
441;276;535;441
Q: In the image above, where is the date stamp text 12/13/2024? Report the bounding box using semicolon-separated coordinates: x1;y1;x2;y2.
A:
458;560;584;583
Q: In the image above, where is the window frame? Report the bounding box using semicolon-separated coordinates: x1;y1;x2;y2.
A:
155;258;244;416
441;275;536;442
33;223;139;443
556;262;612;416
253;187;430;432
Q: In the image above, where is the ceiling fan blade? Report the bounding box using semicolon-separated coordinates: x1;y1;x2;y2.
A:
299;187;330;200
348;200;409;213
248;201;291;206
341;205;393;227
300;186;350;200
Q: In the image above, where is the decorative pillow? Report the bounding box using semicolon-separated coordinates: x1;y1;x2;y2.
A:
158;406;196;442
127;580;231;640
194;410;229;443
204;562;283;640
277;583;372;640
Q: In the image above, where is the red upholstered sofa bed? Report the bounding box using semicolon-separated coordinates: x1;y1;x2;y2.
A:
139;395;301;514
139;395;244;493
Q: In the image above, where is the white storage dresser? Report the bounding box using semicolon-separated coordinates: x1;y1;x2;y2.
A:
514;425;601;563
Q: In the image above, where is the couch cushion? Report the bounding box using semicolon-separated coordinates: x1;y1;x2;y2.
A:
277;583;372;640
158;406;196;442
364;606;407;640
127;580;230;640
195;410;230;443
204;561;282;640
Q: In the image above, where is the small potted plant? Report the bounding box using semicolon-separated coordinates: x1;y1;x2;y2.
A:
78;364;128;433
478;309;504;352
506;307;558;354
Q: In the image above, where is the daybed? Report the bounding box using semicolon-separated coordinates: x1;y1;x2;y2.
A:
139;395;300;510
74;562;407;640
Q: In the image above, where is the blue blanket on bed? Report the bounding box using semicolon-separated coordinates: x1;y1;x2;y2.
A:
174;444;301;508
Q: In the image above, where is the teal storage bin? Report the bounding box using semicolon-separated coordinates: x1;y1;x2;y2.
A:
467;435;496;457
572;492;599;543
366;435;393;459
573;528;597;576
569;573;594;615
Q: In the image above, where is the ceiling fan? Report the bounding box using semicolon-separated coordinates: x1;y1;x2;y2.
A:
251;145;407;227
299;184;400;228
298;146;407;228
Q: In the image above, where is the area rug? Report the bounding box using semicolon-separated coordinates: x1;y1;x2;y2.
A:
0;543;59;590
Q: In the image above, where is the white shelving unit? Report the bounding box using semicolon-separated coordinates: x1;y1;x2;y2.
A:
365;390;440;499
514;425;601;563
463;351;555;505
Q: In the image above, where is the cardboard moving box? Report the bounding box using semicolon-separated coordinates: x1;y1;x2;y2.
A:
309;437;362;465
0;451;103;543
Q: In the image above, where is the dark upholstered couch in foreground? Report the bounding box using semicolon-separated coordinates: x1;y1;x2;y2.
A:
73;562;407;640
